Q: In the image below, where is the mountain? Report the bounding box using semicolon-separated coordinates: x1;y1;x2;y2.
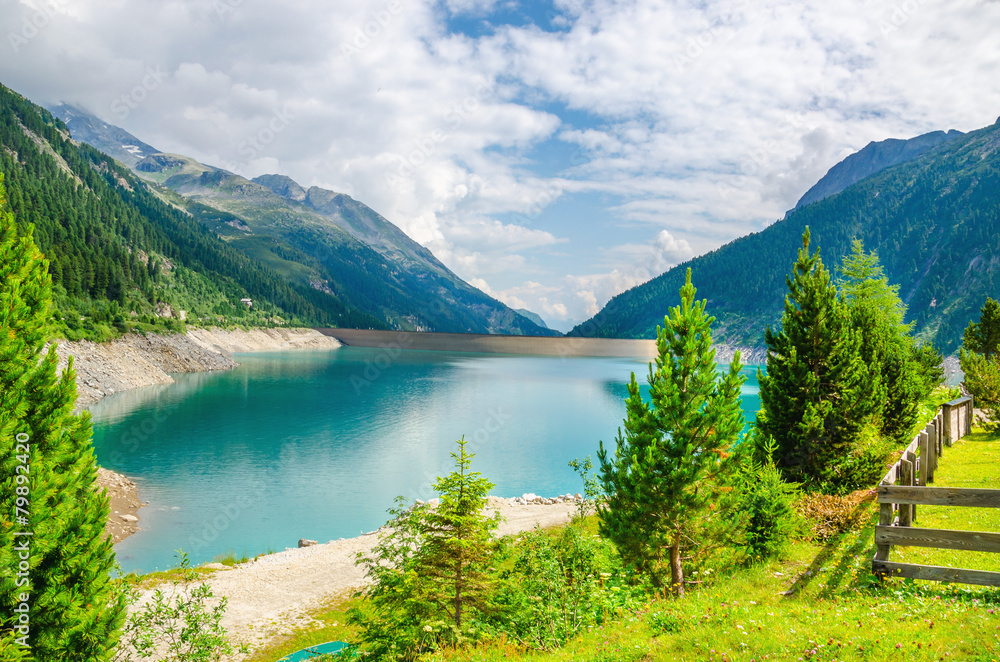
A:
1;83;384;341
49;103;159;167
514;308;549;330
45;102;555;336
795;129;964;209
572;117;1000;353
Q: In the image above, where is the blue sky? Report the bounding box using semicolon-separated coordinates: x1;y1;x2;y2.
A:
2;0;999;330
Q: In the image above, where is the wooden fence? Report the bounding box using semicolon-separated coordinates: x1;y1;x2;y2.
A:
872;396;1000;587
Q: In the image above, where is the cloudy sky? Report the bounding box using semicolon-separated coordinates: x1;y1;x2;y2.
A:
2;0;999;330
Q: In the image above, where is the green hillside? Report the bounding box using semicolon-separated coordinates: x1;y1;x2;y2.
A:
49;104;557;337
572;117;1000;353
0;83;385;340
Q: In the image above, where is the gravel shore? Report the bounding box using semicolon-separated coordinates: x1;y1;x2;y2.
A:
97;468;146;543
141;496;583;658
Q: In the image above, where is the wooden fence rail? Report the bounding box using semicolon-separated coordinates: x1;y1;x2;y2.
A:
870;396;1000;587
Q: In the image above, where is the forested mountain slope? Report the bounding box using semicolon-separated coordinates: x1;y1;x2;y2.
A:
48;103;555;336
1;83;384;340
572;117;1000;353
794;129;964;208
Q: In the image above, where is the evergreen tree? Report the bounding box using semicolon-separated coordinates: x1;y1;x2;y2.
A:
0;175;124;660
963;297;1000;359
596;268;745;595
837;240;942;442
350;437;501;660
757;229;873;491
961;298;1000;430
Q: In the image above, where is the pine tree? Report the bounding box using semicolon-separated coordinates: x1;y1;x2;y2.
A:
0;174;125;660
350;437;501;660
596;268;745;595
837;240;941;442
963;297;1000;359
757;229;873;491
961;298;1000;430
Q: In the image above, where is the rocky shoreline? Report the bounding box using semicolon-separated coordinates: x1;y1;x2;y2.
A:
64;327;342;543
57;327;342;409
97;468;145;543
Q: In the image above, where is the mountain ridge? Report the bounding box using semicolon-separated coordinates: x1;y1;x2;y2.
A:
46;102;556;336
572;116;1000;353
794;128;965;209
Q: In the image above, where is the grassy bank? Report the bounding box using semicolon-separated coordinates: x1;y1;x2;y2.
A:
242;430;1000;662
894;427;1000;574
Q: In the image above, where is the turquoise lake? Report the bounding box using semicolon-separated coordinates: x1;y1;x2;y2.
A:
89;347;761;573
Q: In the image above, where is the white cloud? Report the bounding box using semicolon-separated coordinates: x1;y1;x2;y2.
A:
3;0;999;329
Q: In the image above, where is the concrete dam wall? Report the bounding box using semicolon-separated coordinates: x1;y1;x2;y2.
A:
315;328;659;358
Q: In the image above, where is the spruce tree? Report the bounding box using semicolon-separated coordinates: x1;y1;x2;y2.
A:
757;229;872;491
0;174;124;660
350;436;501;659
960;298;1000;430
963;297;1000;359
837;240;941;442
597;268;745;595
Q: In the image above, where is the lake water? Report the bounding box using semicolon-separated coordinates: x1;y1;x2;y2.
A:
89;347;761;573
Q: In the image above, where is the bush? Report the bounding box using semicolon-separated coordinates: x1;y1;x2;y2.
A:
821;422;896;494
735;441;802;563
794;490;874;542
113;552;238;662
481;524;645;650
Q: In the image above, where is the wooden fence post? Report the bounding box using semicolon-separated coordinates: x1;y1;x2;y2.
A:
905;449;918;522
919;431;930;486
943;402;954;447
924;425;938;483
899;458;914;526
874;499;894;572
967;396;974;436
932;415;938;455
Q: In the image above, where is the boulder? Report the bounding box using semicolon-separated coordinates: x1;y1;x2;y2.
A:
298;539;318;548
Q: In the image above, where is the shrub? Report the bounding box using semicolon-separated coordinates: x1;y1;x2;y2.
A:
112;551;238;662
481;524;645;650
735;437;802;563
794;490;874;542
821;422;896;494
